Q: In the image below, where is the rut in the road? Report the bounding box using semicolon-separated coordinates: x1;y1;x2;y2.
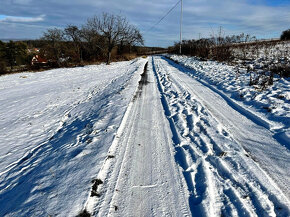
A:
153;56;290;217
133;61;149;101
82;59;190;216
86;61;150;205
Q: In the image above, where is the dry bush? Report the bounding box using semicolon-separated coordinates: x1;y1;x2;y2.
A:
0;61;7;74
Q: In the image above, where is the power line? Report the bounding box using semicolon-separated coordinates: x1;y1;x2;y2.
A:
144;0;181;34
179;0;183;54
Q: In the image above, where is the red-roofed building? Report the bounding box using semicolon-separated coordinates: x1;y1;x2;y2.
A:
31;55;47;66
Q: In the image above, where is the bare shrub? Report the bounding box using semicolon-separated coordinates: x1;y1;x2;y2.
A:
0;61;7;74
281;29;290;41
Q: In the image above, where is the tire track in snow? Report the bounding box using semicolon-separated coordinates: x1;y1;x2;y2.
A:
84;60;191;216
163;56;290;197
152;56;290;217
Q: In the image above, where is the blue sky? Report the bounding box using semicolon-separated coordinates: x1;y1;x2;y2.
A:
0;0;289;47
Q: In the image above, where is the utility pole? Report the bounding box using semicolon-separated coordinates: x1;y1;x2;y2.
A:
179;0;183;54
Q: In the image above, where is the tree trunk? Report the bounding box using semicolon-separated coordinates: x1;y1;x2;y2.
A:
80;48;83;63
107;50;112;65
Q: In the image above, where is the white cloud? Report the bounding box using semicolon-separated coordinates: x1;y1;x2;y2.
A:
0;14;45;23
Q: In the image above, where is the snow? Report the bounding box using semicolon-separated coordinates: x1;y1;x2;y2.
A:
167;54;290;149
84;59;190;216
0;58;147;216
152;56;290;216
0;55;289;216
232;40;290;60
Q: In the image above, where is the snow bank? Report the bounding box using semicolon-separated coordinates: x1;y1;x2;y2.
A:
166;54;290;148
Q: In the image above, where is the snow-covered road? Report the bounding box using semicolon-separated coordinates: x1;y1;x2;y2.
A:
85;60;190;216
0;56;289;216
86;56;289;216
155;57;290;198
152;56;289;216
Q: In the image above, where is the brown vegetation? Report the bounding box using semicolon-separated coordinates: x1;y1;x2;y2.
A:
0;12;147;75
168;28;290;88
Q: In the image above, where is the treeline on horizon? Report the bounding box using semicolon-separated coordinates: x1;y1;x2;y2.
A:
0;14;289;76
168;28;290;87
0;12;165;74
169;28;290;62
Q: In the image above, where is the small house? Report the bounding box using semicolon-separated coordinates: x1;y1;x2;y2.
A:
31;55;47;66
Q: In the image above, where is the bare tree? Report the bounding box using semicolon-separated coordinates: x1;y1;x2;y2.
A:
121;25;144;53
64;25;82;63
41;28;65;66
80;24;106;61
87;13;143;64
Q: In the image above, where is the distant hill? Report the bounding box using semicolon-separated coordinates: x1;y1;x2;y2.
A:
0;38;31;42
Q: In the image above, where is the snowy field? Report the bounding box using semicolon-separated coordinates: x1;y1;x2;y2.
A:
0;58;147;216
0;55;289;216
232;40;290;60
